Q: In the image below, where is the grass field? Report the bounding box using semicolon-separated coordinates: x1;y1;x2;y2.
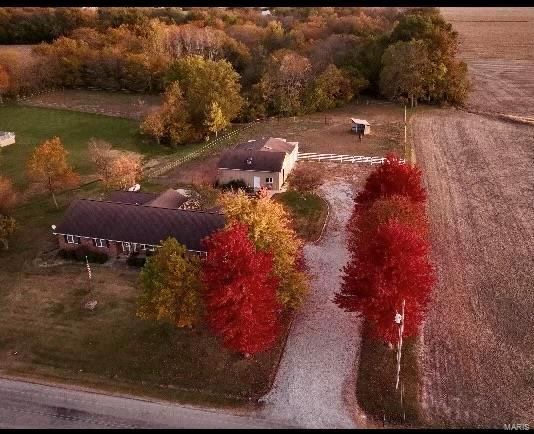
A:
0;262;290;404
356;324;422;426
20;89;164;120
273;190;329;242
0;105;171;188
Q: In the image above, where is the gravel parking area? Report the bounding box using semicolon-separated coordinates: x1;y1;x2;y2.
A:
258;181;363;428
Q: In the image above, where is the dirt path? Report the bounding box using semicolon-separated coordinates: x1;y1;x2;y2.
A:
258;181;362;428
412;109;534;427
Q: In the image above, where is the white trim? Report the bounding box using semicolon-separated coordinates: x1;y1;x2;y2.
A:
53;232;206;254
66;234;76;244
94;238;106;248
218;168;279;173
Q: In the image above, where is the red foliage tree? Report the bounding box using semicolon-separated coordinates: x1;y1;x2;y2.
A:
201;222;280;356
336;220;434;344
357;153;426;207
352;194;428;248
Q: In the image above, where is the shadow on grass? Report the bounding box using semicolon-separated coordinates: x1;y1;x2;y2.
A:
357;322;422;427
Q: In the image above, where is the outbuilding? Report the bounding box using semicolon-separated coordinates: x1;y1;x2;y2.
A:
350;119;371;135
217;137;298;191
0;132;15;148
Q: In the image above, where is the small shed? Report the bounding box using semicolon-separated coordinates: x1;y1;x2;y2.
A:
0;132;15;148
350;119;371;135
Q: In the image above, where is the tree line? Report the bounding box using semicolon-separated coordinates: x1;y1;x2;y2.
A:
0;8;469;131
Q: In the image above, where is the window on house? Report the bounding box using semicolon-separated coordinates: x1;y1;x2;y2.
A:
66;235;80;244
147;245;156;252
122;242;131;253
140;244;146;250
266;177;273;184
94;238;106;248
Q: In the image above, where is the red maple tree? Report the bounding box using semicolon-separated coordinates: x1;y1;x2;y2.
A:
337;220;434;344
357;153;426;207
201;222;280;356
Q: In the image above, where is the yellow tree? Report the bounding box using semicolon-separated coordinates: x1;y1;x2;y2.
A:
218;190;309;309
88;139;142;190
204;101;228;138
105;152;142;190
137;237;203;328
27;137;80;209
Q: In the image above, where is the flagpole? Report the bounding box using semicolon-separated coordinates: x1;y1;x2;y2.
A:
85;255;92;290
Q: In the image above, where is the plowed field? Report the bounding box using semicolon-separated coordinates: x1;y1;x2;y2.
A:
412;8;534;428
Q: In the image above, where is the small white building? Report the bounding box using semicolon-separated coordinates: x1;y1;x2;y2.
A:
0;132;15;148
350;118;371;135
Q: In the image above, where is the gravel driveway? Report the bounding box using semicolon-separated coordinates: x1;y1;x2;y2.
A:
258;181;363;428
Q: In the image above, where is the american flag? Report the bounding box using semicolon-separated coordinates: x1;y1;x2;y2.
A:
85;256;92;281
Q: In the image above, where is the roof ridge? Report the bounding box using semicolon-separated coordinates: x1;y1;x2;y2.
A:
74;198;224;216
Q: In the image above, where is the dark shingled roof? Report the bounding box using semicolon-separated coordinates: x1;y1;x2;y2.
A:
145;189;189;209
218;149;286;172
107;191;158;205
235;137;297;153
54;199;225;252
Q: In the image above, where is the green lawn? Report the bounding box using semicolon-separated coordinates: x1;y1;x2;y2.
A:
356;322;423;426
0;105;170;188
273;190;329;242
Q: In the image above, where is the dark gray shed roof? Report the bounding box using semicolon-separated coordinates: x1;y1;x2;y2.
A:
218;149;286;172
54;199;225;252
107;191;158;205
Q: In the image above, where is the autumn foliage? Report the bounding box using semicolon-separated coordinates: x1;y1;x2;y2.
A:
26;137;80;208
202;222;280;356
337;220;434;343
357;153;426;207
336;154;434;344
0;176;18;214
218;189;309;309
137;237;203;328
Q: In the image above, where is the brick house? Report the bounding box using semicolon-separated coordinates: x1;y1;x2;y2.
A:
52;190;225;258
217;137;298;190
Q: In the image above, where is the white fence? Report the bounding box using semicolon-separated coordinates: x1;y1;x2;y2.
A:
145;121;258;179
297;152;405;165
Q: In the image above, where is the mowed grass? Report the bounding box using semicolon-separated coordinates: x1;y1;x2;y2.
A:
273;190;329;242
357;323;422;426
0;263;290;404
0;104;170;188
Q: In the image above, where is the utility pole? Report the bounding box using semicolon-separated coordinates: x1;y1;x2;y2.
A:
395;299;405;390
404;105;408;161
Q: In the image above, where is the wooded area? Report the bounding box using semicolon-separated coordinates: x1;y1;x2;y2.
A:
0;7;469;146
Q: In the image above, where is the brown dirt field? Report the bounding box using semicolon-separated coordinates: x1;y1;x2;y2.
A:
412;109;534;427
20;89;163;120
233;100;406;157
441;8;534;117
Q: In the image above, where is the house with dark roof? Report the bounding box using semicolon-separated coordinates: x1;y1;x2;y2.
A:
217;137;298;190
52;189;225;258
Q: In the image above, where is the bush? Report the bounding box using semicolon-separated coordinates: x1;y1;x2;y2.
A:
287;164;325;193
127;254;146;267
59;246;108;263
218;179;254;193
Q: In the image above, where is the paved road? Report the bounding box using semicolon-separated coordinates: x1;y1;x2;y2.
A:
0;377;293;429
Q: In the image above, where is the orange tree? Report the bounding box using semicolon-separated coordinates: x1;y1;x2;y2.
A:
27;136;80;208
